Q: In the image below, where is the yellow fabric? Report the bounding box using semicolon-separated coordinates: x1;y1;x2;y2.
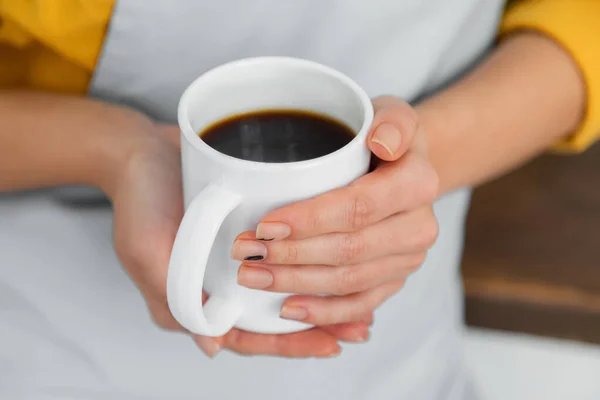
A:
500;0;600;152
0;0;114;94
0;0;598;151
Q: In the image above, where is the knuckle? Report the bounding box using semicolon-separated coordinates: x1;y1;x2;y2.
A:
144;288;177;331
354;296;373;319
224;329;246;352
364;297;380;314
148;305;178;331
343;309;366;324
381;258;400;281
414;252;428;267
421;165;440;202
303;207;320;233
282;242;300;264
319;309;342;326
335;266;364;295
371;283;399;309
336;234;365;264
123;237;150;268
331;299;366;325
392;279;407;295
398;279;407;291
348;194;373;230
426;215;440;246
417;212;439;249
405;253;427;274
287;268;306;293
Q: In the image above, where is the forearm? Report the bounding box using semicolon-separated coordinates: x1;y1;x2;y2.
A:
0;91;146;195
418;33;586;195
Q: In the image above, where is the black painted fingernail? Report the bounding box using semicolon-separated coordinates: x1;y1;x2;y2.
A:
244;255;264;261
232;240;267;261
256;222;291;241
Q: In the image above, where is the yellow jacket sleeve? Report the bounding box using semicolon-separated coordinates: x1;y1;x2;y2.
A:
500;0;600;152
0;0;114;94
1;0;599;152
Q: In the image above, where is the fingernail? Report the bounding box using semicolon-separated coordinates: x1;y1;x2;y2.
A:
256;222;291;241
196;336;221;358
237;265;274;289
371;123;401;157
231;240;267;261
280;305;308;321
327;348;342;358
352;331;370;343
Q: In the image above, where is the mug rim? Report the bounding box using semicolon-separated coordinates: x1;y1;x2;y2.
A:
177;56;374;171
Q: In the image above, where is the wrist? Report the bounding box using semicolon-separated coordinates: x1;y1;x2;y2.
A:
415;32;585;196
0;92;160;195
414;100;457;197
85;103;158;199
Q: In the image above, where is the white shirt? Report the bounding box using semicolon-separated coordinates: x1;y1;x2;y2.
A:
0;1;505;398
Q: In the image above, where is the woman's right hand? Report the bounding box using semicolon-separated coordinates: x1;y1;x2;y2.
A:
108;116;371;358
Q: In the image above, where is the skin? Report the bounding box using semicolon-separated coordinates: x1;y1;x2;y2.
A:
0;33;586;358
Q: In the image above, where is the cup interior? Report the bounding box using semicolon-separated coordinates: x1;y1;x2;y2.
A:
179;58;371;157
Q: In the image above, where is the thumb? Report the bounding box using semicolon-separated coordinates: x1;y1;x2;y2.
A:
368;96;419;162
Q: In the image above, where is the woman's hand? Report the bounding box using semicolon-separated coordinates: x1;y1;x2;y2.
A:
110;119;371;359
231;96;439;327
111;96;438;359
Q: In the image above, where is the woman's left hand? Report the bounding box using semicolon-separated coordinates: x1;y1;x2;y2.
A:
232;96;439;326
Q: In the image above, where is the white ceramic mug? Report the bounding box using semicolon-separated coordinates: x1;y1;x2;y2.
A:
167;57;374;337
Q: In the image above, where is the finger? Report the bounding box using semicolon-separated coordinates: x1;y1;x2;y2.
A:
319;318;372;342
116;218;183;332
214;328;341;358
194;335;223;358
190;293;225;358
195;293;346;358
136;252;189;332
368;96;418;161
255;152;438;240
361;312;374;326
144;296;185;331
194;314;372;358
279;280;406;326
238;253;426;294
233;207;437;265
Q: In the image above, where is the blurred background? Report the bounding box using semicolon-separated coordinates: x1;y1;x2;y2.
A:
462;141;600;398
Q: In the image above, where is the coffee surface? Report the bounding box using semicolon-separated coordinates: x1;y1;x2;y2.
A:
199;109;355;163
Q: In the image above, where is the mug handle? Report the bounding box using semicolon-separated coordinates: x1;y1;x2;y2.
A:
167;184;244;337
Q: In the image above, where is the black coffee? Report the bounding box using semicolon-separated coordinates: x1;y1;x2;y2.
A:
199;109;355;163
